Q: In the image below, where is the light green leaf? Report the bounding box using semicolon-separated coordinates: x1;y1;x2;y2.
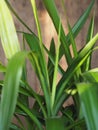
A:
82;68;98;82
0;62;6;72
0;51;28;130
0;0;20;59
77;82;98;130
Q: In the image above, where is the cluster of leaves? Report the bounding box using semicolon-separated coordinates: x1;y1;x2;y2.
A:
0;0;98;130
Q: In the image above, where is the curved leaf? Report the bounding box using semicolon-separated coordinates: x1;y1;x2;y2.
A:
0;51;27;130
82;68;98;82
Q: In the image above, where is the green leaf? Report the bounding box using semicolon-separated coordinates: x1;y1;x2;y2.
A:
67;22;77;58
0;51;28;130
81;15;95;72
24;32;64;75
29;52;51;116
19;80;47;118
48;39;56;89
54;33;98;114
23;33;40;52
10;123;22;130
67;0;95;42
0;0;20;59
77;82;98;130
42;0;72;65
51;21;61;110
24;32;51;116
28;1;50;102
0;62;6;72
17;101;44;130
46;116;65;130
59;0;95;59
82;68;98;82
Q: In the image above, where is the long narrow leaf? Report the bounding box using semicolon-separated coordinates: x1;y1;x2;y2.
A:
48;39;56;89
67;0;95;42
30;0;50;97
77;82;98;130
51;22;61;110
24;32;51;116
20;80;47;118
0;0;20;59
42;0;72;65
59;0;95;59
81;15;95;72
0;51;28;130
28;52;51;116
30;0;50;107
17;101;44;130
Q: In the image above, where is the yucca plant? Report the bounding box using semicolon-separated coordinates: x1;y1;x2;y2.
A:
0;0;98;130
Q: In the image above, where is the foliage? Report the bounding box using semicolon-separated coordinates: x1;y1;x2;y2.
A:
0;0;98;130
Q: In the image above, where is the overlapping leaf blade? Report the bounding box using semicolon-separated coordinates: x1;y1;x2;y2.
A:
66;0;95;45
24;32;51;116
54;33;98;114
17;101;44;130
42;0;95;62
24;32;64;75
42;0;72;65
0;52;27;130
